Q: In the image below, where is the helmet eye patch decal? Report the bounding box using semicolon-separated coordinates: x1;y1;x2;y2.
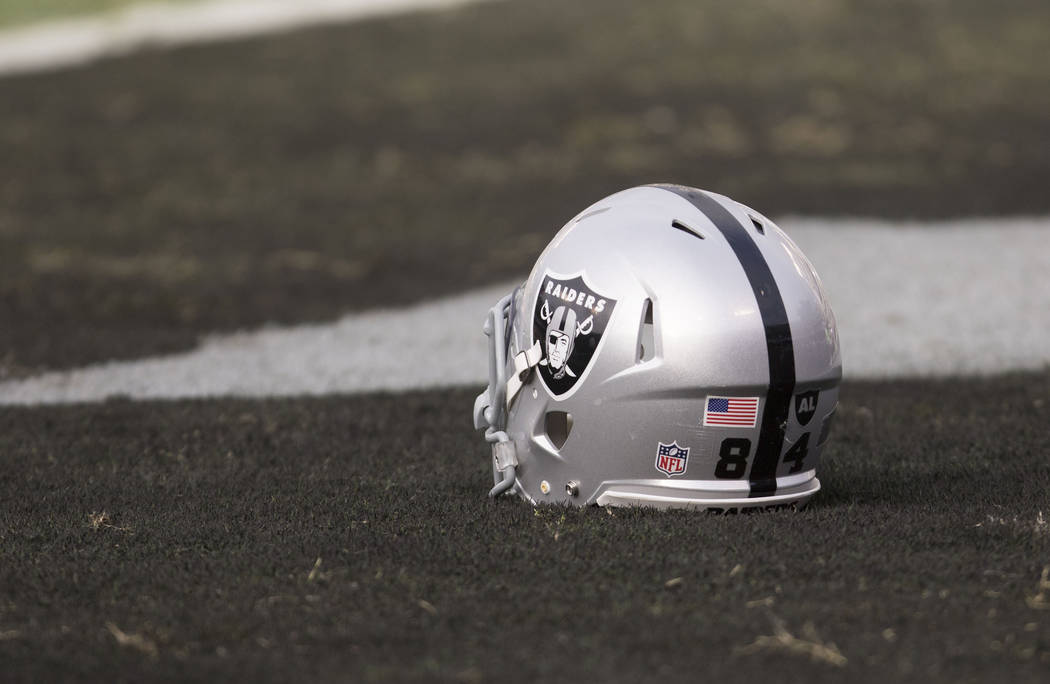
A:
654;185;797;499
533;273;617;397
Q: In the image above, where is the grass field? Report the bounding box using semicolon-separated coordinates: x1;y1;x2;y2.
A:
2;373;1049;681
2;0;1049;375
2;0;1049;681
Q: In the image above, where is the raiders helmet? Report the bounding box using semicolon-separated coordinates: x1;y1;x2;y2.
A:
473;185;841;510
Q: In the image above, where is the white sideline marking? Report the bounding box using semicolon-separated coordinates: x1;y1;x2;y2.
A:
1;217;1048;405
0;281;517;405
0;0;491;77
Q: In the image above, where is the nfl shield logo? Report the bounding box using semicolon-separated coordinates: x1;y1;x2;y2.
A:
655;441;689;477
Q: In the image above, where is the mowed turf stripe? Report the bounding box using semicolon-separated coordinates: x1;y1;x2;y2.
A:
1;372;1048;683
1;219;1048;405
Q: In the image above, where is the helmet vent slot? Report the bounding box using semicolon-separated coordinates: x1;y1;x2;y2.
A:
671;219;704;240
637;298;655;362
544;411;573;450
750;216;765;234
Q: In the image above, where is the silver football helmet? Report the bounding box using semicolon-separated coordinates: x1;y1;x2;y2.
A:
473;185;841;510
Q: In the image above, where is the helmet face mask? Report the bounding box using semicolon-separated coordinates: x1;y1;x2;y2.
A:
474;185;842;510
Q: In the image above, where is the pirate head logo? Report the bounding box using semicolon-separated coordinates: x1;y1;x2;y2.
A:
540;302;592;380
533;272;617;397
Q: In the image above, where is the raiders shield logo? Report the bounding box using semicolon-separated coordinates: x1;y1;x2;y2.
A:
794;390;820;426
533;272;617;397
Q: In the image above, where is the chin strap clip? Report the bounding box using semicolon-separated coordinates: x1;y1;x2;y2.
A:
492;440;519;472
505;341;541;408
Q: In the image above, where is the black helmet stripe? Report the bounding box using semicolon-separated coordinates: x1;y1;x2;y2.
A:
653;184;796;497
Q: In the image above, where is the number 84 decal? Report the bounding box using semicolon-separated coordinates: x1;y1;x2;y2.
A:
713;433;812;479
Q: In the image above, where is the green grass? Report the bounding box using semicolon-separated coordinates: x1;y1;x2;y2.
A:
0;0;201;29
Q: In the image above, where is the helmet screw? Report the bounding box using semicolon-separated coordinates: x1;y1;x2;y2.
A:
565;481;580;497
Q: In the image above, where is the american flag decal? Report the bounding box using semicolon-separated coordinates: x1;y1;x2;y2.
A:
703;396;760;428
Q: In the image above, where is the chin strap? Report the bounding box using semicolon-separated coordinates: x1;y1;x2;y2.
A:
505;341;542;408
473;290;540;498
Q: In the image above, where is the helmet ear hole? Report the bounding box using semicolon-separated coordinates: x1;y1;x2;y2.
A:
637;298;655;362
544;411;573;450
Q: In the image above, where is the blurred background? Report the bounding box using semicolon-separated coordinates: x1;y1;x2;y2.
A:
2;3;1050;681
1;0;1048;378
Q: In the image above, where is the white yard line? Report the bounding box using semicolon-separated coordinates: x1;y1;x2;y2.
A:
1;217;1048;405
0;0;492;77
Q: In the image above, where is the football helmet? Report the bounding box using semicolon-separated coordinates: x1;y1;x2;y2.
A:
473;185;841;510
